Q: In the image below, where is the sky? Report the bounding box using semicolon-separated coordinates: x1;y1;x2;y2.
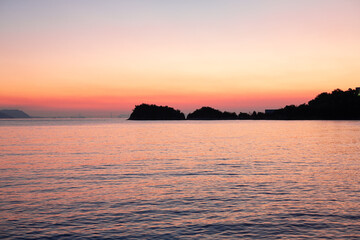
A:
0;0;359;117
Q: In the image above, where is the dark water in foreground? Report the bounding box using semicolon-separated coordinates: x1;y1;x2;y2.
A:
0;119;359;239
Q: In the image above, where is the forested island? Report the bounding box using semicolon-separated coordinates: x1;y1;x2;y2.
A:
187;107;238;120
128;104;185;120
129;88;360;120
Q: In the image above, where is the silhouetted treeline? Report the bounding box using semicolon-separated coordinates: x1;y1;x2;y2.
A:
266;88;360;120
128;104;185;120
187;107;238;120
128;88;360;120
0;109;31;118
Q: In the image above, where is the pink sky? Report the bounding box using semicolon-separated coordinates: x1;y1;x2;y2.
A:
0;0;359;117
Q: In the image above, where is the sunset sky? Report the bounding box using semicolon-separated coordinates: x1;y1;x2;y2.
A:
1;0;359;117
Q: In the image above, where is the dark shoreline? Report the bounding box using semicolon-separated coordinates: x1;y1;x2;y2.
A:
129;88;360;121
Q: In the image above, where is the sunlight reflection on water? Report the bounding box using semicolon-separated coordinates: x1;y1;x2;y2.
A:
0;119;360;239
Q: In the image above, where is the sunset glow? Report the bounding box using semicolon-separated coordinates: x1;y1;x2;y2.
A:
1;0;359;116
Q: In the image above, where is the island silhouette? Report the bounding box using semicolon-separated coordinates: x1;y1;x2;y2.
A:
0;109;31;118
129;88;360;120
187;107;238;120
128;104;185;120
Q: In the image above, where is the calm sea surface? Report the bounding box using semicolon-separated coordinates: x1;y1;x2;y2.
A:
0;119;359;239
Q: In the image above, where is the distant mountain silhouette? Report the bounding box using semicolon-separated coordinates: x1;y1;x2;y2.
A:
187;107;237;120
0;112;11;118
128;104;185;120
0;109;31;118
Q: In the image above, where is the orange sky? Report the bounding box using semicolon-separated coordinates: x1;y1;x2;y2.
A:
0;0;359;117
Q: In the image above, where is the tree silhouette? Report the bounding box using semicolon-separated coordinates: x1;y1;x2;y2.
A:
187;107;237;120
265;88;360;120
128;104;185;120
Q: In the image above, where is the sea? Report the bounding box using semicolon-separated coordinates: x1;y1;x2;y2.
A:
0;118;359;239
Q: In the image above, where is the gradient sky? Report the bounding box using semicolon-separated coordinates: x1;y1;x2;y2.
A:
1;0;359;117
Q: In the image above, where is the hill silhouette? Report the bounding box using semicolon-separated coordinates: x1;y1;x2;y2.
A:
128;104;185;120
0;109;31;118
187;107;237;120
265;88;360;120
128;88;359;121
